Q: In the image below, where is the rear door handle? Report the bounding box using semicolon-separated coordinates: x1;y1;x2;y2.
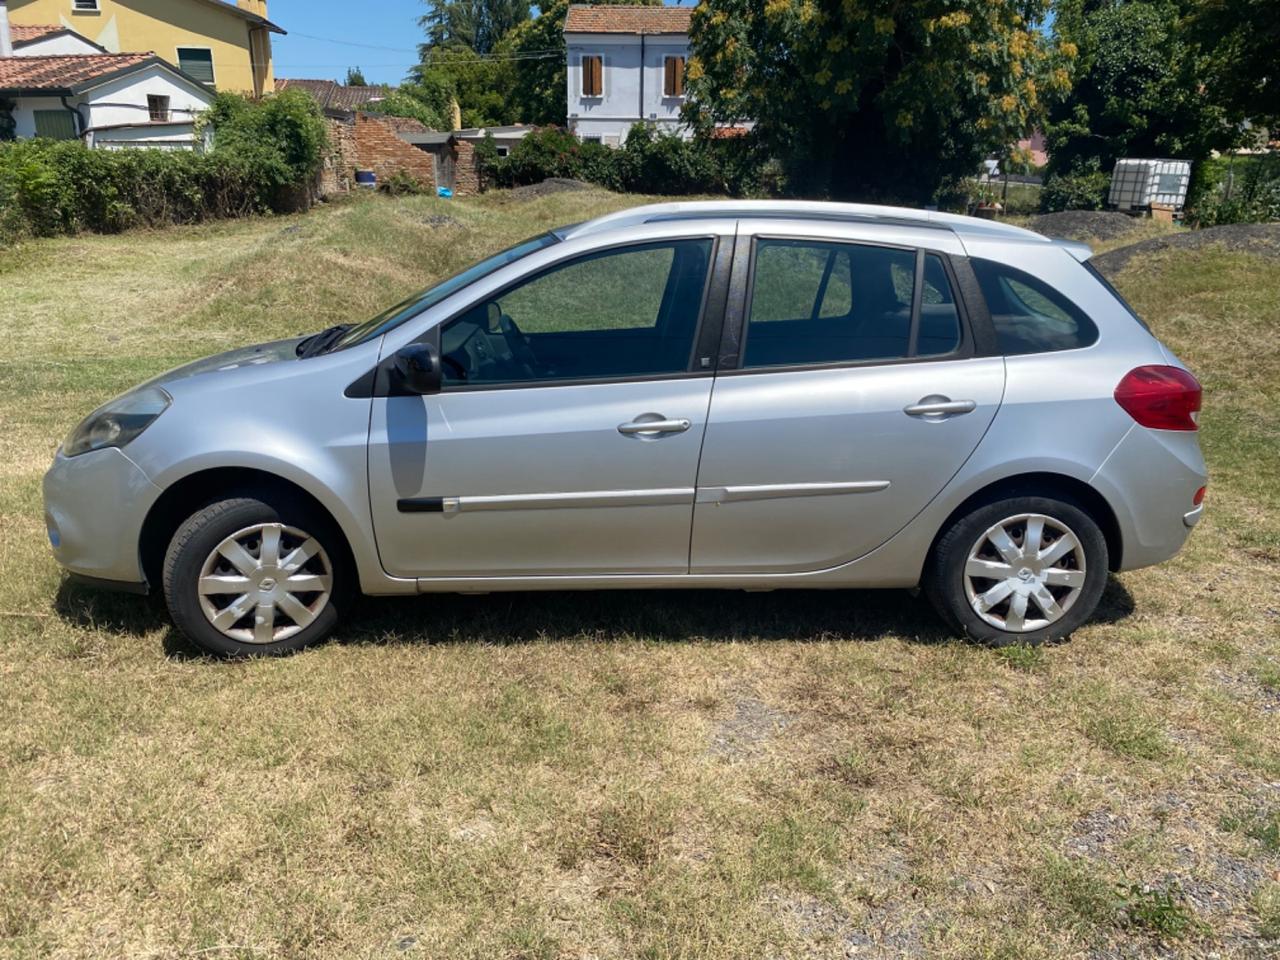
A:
618;417;692;436
904;396;977;418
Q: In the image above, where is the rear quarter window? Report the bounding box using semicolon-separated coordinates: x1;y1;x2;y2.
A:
971;258;1099;355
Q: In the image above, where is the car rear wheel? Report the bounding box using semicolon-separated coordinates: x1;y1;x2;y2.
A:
163;496;350;657
924;495;1109;646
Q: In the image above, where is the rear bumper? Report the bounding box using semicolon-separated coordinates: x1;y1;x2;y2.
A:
68;572;151;595
43;446;161;587
1092;425;1208;571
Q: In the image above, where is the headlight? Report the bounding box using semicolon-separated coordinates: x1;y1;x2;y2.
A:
62;387;171;458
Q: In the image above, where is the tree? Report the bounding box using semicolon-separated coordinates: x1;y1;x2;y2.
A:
408;45;514;127
684;0;1073;202
503;0;574;125
419;0;530;55
366;78;455;129
345;66;368;86
1186;0;1279;129
1044;0;1238;177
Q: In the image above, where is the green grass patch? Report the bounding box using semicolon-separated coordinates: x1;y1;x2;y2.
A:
1;191;1278;958
1219;805;1280;852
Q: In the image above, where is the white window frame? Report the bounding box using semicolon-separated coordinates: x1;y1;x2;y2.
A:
71;0;100;12
175;45;217;88
580;53;604;99
662;55;687;99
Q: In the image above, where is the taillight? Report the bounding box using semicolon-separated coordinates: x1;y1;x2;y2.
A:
1193;485;1206;506
1114;365;1202;431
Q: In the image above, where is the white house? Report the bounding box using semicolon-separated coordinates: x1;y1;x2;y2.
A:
564;4;693;145
0;3;214;150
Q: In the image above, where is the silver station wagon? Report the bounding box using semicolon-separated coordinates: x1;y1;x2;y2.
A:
43;201;1207;657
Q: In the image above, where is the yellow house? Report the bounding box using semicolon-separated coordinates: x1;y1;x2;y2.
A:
7;0;284;96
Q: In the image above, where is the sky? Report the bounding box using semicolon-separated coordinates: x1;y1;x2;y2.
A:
269;0;429;86
267;0;691;88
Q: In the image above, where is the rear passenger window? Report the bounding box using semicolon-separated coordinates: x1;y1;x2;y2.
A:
743;240;961;369
971;259;1099;355
919;254;961;357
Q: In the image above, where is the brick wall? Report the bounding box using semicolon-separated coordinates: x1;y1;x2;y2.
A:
453;138;480;196
353;113;436;190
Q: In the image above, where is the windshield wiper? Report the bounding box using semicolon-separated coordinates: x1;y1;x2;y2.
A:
296;324;352;359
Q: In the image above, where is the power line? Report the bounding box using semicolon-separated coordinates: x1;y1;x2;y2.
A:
286;31;421;54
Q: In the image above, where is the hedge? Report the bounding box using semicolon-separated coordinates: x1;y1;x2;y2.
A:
0;89;326;246
477;124;774;197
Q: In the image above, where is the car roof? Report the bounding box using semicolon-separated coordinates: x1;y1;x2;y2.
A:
556;200;1089;258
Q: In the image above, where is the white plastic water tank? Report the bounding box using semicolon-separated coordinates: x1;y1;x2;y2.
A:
1109;159;1192;211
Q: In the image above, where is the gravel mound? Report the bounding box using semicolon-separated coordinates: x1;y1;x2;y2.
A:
1091;222;1280;276
1024;210;1142;243
505;178;595;201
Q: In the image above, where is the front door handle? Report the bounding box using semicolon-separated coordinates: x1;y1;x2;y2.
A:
904;396;978;418
618;417;692;437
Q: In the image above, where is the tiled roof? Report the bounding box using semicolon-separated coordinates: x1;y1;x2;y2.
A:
329;84;384;112
10;24;63;43
275;77;336;100
564;4;693;34
275;78;384;113
0;52;155;93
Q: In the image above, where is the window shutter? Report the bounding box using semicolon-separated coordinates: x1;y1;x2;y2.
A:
674;57;685;96
178;49;215;86
664;57;675;97
584;55;601;96
33;110;77;141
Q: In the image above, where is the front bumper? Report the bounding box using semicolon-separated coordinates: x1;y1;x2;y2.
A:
43;446;162;587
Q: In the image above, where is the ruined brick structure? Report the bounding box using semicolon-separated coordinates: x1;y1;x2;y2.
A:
315;113;485;199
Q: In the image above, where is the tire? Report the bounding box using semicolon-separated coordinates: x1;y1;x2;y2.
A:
163;495;351;658
923;495;1109;646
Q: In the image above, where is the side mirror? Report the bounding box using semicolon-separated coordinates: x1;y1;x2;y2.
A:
394;342;442;395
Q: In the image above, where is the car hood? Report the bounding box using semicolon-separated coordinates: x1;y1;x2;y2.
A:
140;337;306;390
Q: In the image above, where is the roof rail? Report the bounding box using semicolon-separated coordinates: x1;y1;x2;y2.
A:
558;200;1047;245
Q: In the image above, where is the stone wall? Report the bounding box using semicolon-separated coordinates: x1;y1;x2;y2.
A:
318;117;358;197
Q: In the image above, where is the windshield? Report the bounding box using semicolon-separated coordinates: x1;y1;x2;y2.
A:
328;232;561;351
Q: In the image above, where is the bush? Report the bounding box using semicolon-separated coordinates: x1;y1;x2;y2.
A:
1188;153;1280;226
379;169;429;196
0;91;327;245
1040;171;1111;212
479;124;772;197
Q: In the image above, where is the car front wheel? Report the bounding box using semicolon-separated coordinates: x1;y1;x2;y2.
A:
924;495;1109;646
163;496;350;657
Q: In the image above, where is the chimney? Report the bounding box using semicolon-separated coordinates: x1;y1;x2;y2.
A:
237;0;267;17
0;0;13;59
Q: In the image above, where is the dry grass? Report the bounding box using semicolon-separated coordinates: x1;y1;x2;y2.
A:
1;191;1278;960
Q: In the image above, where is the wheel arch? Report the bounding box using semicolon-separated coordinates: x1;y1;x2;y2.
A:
927;472;1124;572
138;467;359;590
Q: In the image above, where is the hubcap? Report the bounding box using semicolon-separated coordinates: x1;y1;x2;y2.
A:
197;522;333;644
962;513;1087;633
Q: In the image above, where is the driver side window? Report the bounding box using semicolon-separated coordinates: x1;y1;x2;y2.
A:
440;239;713;387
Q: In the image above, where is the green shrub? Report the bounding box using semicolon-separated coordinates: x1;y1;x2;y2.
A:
0;91;327;245
1040;171;1111;212
1189;153;1280;226
479;124;771;197
379;169;429;196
